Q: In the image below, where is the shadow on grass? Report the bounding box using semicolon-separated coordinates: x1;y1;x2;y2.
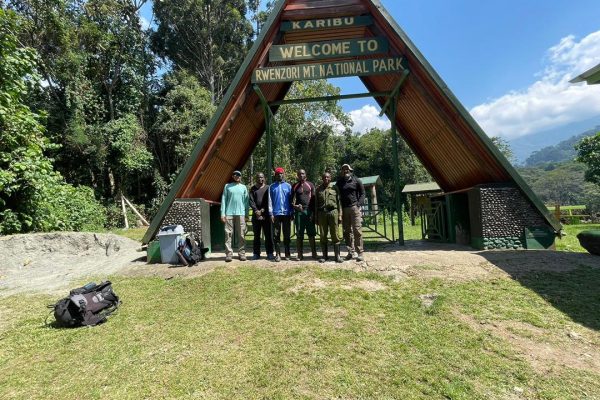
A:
480;250;600;331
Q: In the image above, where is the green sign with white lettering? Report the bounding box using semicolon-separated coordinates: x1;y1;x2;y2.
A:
280;16;373;32
269;37;388;62
252;57;405;83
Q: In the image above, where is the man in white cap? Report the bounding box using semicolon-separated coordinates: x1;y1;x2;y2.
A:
336;164;366;261
221;170;249;262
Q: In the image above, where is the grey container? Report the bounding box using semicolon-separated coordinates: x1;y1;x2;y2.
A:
157;225;185;264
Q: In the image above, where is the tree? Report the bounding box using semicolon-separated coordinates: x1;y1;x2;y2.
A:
576;132;600;186
490;136;515;164
152;0;253;104
0;9;105;233
250;80;352;180
8;0;155;199
336;128;430;207
150;70;216;180
530;162;587;206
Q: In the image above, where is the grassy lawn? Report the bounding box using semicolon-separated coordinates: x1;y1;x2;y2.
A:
555;223;600;252
109;227;147;242
1;266;598;399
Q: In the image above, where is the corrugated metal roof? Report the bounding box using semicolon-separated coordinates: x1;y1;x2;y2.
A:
360;175;382;186
402;182;442;194
570;63;600;85
142;0;561;244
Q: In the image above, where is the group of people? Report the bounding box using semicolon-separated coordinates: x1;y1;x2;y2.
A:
220;164;366;263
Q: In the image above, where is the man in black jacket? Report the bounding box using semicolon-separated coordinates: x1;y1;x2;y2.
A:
336;164;365;261
249;172;274;260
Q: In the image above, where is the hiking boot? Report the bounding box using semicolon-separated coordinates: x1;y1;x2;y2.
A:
225;254;233;262
356;253;364;262
334;244;343;263
319;245;328;263
345;252;354;261
239;254;247;261
309;237;318;259
295;238;304;261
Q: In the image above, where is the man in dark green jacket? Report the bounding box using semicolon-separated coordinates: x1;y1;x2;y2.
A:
316;172;343;263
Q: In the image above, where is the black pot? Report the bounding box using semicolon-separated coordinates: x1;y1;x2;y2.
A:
577;230;600;256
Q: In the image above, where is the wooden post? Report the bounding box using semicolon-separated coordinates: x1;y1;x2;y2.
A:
371;185;378;215
122;196;150;226
121;195;129;229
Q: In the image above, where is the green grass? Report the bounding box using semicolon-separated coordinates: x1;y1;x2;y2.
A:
108;227;147;242
109;221;599;254
1;266;598;399
555;223;600;252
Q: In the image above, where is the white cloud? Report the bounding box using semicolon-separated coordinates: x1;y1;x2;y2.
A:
470;30;600;140
347;104;391;134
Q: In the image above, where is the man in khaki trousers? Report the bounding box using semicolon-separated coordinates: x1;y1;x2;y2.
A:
336;164;366;261
221;170;249;262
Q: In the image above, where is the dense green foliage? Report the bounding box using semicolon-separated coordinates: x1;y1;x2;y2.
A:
575;132;600;186
525;126;600;166
5;0;544;233
0;9;105;233
152;0;253;104
518;161;600;214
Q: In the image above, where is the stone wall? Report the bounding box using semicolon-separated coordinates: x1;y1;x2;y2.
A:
162;200;208;240
470;186;551;250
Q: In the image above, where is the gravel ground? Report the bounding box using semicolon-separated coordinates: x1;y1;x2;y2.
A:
1;232;599;297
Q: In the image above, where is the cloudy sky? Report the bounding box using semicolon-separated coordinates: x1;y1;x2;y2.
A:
331;0;600;138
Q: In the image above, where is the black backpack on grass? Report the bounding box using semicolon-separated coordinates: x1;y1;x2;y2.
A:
52;281;120;327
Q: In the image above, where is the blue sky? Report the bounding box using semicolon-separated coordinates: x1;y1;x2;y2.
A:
141;0;600;142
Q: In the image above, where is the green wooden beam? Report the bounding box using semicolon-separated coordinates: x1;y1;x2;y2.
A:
252;84;274;116
269;91;391;106
379;69;409;117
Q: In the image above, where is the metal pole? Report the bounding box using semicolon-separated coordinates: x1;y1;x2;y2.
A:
389;94;405;245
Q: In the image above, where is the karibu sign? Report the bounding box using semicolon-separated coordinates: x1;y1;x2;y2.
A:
280;16;373;32
270;37;388;62
252;57;405;83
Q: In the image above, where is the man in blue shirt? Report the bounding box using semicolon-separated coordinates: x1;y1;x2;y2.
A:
221;170;249;262
268;167;293;262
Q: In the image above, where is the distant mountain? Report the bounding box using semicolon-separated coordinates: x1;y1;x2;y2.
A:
523;126;600;166
508;115;600;164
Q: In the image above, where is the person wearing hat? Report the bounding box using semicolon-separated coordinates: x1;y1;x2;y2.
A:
221;170;249;262
291;169;317;261
268;167;293;262
316;171;343;263
336;164;366;261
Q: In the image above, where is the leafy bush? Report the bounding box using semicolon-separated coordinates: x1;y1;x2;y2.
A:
1;180;106;234
105;200;148;230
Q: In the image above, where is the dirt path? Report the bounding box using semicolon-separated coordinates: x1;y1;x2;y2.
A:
2;233;599;297
0;232;145;297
